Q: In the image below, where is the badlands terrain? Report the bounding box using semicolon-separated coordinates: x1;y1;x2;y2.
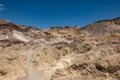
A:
0;17;120;80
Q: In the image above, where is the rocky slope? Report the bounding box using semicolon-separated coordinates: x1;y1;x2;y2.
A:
0;17;120;80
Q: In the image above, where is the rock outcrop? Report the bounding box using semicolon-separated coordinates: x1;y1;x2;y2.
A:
0;17;120;80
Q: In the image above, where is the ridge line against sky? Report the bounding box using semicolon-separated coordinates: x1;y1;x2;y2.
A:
0;0;120;29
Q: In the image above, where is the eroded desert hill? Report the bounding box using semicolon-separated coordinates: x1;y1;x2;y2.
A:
0;17;120;80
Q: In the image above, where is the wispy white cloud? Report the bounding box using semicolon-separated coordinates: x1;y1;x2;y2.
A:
0;4;3;6
0;4;6;11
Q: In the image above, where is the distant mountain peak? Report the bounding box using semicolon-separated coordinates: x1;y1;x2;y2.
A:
0;19;10;24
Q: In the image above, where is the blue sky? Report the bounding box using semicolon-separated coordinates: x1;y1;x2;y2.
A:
0;0;120;29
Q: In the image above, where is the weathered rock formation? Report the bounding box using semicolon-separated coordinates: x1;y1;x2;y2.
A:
0;17;120;80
